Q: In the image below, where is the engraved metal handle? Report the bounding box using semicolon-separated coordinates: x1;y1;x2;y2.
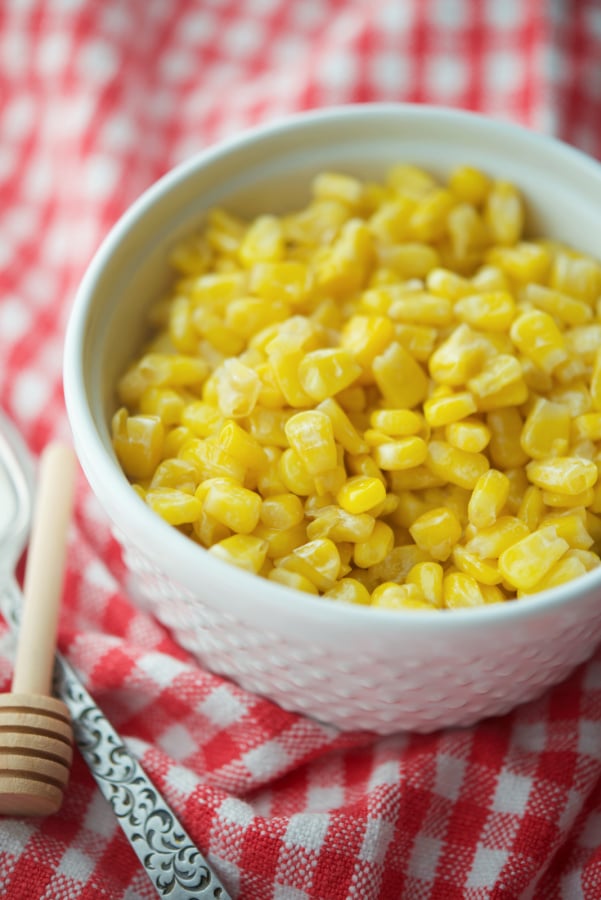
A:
1;580;231;900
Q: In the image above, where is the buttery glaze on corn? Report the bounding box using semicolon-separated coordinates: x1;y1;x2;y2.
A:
112;164;601;610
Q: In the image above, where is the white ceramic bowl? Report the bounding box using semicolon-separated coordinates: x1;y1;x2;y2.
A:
64;104;601;734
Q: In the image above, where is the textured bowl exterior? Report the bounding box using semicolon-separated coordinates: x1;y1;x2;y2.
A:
64;104;601;734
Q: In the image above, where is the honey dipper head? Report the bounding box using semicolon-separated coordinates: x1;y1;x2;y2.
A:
0;693;73;816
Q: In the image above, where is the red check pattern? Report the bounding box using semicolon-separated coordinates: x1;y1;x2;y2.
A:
1;2;601;898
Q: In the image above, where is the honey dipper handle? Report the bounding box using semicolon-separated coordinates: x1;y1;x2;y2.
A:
11;443;76;696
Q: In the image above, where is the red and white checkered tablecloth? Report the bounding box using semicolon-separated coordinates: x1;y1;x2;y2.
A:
2;1;601;898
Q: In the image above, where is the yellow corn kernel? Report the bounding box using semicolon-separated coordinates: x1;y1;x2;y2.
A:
372;342;429;408
371;582;433;611
573;413;601;442
306;506;375;543
377;243;440;278
480;584;508;605
268;567;319;594
387;290;453;326
246;408;293;447
445;418;490;453
336;476;386;515
223;296;289;340
392;323;438;362
467;355;524;400
313;465;347;497
484;181;524;245
362;545;432;591
163;426;192;459
278;448;315;496
324;578;371;605
443;571;486;609
550;252;601;304
468;470;510;529
517;485;545;531
449;165;491;205
239;215;284;266
542;488;595;509
426;267;472;299
590;348;601;411
253;521;307;559
346;453;386;484
139;386;185;426
370;408;424;436
297;348;361;401
353;521;394;568
284;410;337;476
218;421;266;472
313;171;365;208
145;487;201;525
465;516;530;559
486;409;529;469
428;324;488;386
317;398;367;455
520;398;571;460
112;409;164;481
388;466;446;491
409;506;462;561
454;291;516;331
249;260;310;306
192;509;232;547
180;401;224;437
488;242;550;283
372;436;428;471
426;441;489;490
522;283;592;326
498;525;569;590
410;188;454;242
339;315;394;368
525;554;588;593
213;359;261;418
406;561;444;607
447;202;487;260
276;538;341;591
260;493;305;530
510;310;567;374
423;389;476;427
150;458;199;494
540;511;594;550
452;545;503;585
209;534;268;574
527;457;598;496
268;347;314;408
199;477;262;533
180;437;246;482
565;324;601;363
586;510;601;543
335;385;367;414
169;234;211;275
315;219;373;294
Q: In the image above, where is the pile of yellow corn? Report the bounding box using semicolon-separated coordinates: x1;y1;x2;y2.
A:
112;164;601;610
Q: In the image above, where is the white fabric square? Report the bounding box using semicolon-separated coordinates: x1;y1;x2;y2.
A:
578;811;601;849
359;816;395;864
492;771;532;816
561;870;586;900
136;652;188;688
218;796;255;827
158;723;197;759
512;721;547;753
577;719;601;760
408;835;442;881
368;760;400;790
434;753;466;801
584;660;601;689
58;847;96;882
274;885;309;900
243;739;290;780
83;791;120;840
199;684;246;728
307;784;344;812
165;763;201;799
466;846;510;888
285;812;330;852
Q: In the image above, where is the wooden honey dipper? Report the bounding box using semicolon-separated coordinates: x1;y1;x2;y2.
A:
0;443;76;816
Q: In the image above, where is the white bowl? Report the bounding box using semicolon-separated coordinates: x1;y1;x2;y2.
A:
64;104;601;734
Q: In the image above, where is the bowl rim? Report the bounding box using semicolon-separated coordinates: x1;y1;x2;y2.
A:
63;101;601;631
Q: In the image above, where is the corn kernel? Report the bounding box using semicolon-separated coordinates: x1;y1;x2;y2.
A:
423;390;477;427
409;506;463;561
370;408;424;436
498;525;569;590
465;516;530;558
445;419;490;453
510;310;567;374
254;521;307;559
487;408;529;469
297;348;361;401
371;582;433;610
313;171;365;208
426;441;489;490
276;538;341;591
339;315;394;368
517;485;545;531
428;324;488;386
268;567;319;594
550;252;601;304
180;437;246;482
526;457;598;496
306;506;375;543
540;510;594;550
209;534;268;573
260;493;305;530
522;283;592;326
468;469;510;529
284;410;337;476
150;459;199;494
455;291;516;331
112;409;164;481
353;520;394;568
452;545;503;585
336;476;386;515
372;342;429;408
484;181;524;245
145;487;201;525
387;290;453;326
449;165;491;205
406;561;444;607
278;448;315;496
200;477;262;533
521;398;571;460
443;572;486;609
324;578;371;605
372;436;428;471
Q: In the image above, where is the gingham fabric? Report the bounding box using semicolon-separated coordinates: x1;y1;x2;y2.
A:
2;1;601;898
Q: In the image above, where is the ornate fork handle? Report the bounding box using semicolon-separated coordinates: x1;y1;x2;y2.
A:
1;581;231;900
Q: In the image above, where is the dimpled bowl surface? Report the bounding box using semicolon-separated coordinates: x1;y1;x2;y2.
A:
64;104;601;733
